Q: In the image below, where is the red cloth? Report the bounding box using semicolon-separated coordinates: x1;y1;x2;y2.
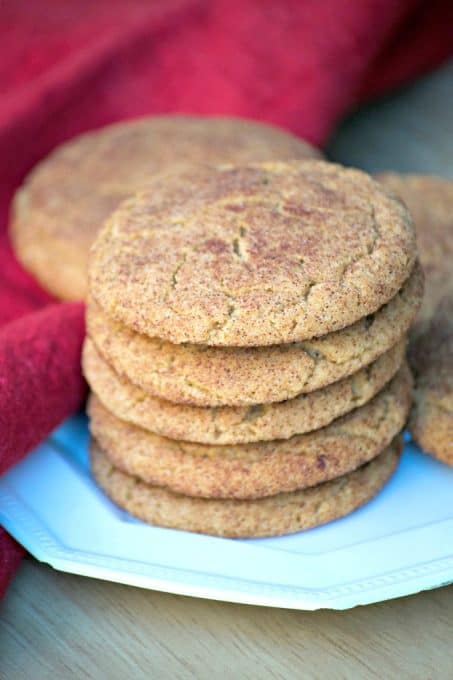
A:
1;0;452;598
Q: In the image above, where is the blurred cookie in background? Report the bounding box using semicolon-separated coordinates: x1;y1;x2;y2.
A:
377;173;453;465
10;115;322;301
376;173;453;331
409;296;453;465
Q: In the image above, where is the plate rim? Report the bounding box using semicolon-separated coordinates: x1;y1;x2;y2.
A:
1;480;453;611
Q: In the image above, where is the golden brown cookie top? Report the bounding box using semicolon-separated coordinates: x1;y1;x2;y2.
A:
11;115;320;301
89;160;417;346
376;173;453;324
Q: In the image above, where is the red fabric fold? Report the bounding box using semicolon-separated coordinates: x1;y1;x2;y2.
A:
0;0;451;596
0;303;87;475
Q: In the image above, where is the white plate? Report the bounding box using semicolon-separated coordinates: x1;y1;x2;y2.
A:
0;414;452;610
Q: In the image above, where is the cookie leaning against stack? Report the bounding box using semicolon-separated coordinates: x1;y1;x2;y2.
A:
377;174;453;465
84;160;421;538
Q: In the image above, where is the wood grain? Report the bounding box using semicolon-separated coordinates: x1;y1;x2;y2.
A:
1;558;453;680
1;60;453;680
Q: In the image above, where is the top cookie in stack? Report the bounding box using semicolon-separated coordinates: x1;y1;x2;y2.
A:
85;160;421;538
10;116;321;301
89;161;417;347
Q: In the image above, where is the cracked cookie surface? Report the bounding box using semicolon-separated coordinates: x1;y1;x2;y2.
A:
90;437;401;538
86;263;422;406
89;161;417;346
11;116;320;301
87;364;411;499
83;337;405;444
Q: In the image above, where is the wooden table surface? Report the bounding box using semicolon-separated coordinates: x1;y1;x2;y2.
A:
1;62;453;680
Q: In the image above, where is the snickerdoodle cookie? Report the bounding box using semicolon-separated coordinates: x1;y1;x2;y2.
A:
376;173;453;328
90;437;402;538
89;161;417;346
377;173;453;464
409;297;453;465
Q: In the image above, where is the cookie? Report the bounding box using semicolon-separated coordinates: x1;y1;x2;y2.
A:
409;297;453;465
376;173;453;328
86;262;422;406
376;173;452;465
90;437;402;538
84;337;405;444
89;161;417;346
88;364;411;499
11;115;321;301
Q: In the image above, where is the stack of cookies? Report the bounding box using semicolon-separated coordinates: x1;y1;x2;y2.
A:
83;160;422;538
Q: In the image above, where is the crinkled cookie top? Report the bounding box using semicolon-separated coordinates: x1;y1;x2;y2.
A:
89;160;417;346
